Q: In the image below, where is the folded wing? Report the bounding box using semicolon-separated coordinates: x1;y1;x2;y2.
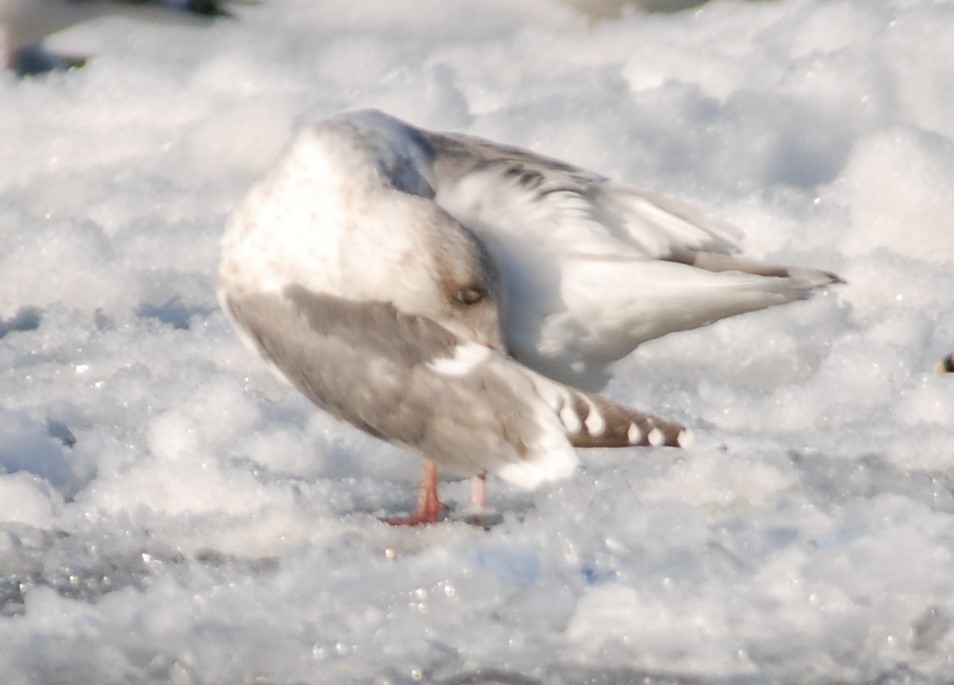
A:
222;283;686;490
413;120;840;388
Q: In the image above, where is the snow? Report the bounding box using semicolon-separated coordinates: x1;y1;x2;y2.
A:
1;0;953;683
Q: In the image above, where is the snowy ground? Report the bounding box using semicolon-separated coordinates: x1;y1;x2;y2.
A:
2;0;954;683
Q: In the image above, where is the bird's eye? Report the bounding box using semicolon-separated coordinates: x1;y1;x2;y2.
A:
456;286;485;305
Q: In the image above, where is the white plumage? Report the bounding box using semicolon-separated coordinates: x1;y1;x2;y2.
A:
219;109;839;523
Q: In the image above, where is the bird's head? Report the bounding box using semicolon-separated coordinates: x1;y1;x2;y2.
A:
430;221;507;353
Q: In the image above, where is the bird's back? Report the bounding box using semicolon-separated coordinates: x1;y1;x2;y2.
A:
406;113;840;388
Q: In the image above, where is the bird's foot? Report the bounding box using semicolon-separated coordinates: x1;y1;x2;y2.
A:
383;458;448;525
381;498;448;526
453;506;504;529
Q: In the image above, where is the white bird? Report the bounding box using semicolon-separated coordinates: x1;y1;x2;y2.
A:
218;109;840;524
0;0;237;75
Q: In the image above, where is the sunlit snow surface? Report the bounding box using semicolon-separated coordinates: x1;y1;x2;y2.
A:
2;1;954;683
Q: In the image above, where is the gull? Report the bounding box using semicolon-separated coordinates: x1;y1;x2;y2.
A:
218;109;840;524
0;0;238;75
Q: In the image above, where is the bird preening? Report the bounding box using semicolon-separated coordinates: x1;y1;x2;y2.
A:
218;109;842;524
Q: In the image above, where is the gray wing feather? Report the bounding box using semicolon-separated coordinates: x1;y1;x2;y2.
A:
225;285;568;480
422;125;841;281
226;285;687;486
225;284;688;484
423;128;742;259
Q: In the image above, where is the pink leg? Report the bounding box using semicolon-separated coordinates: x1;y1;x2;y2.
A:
384;458;447;526
470;472;487;509
461;471;502;527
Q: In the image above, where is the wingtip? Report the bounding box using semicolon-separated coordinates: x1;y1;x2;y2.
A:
824;270;847;286
788;266;846;289
556;391;687;449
